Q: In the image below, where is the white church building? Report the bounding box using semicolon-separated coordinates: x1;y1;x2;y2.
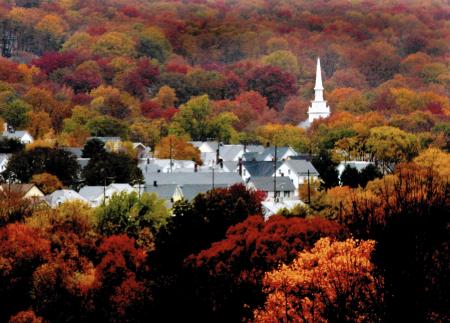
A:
298;58;331;128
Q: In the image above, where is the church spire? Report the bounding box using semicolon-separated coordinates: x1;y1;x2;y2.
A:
314;57;324;101
314;57;323;90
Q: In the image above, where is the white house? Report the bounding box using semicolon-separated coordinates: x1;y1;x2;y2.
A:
79;183;135;207
0;154;10;173
276;160;319;196
2;123;34;144
261;199;306;219
45;190;89;208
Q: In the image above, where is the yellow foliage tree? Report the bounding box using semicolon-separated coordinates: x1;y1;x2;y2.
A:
154;135;202;165
31;173;63;194
254;237;383;323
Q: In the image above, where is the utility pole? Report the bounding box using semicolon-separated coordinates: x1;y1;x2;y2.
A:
273;145;277;200
307;169;311;204
212;166;215;190
169;137;173;173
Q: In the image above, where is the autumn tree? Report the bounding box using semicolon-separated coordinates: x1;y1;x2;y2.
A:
154;135;201;164
339;163;450;321
31;172;63;194
254;237;383;322
366;126;419;172
96;191;169;250
185;215;345;321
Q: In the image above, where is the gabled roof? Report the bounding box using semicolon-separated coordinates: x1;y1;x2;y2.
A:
222;161;239;172
76;158;90;169
189;141;219;152
281;160;319;176
142;172;244;186
108;183;134;192
249;176;295;192
79;186;104;200
243;161;281;177
144;184;180;200
0;183;39;195
262;199;305;218
219;145;244;161
0;153;10;163
181;184;228;201
45;190;88;206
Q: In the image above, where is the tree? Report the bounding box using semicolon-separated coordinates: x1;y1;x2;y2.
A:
31;173;63;194
254;237;383;322
154;135;202;164
4;148;80;186
261;50;299;75
137;27;172;63
245;65;297;109
311;150;339;189
82;138;106;158
81;152;143;186
154;85;177;108
96;191;169;250
366;126;419;172
339;163;450;321
185;215;345;321
0;223;51;322
171;95;213;140
1;99;30;129
0;138;24;154
153;185;265;320
340;165;360;188
26;111;52;139
93;32;136;57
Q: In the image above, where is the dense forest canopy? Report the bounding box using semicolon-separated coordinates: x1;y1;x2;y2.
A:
0;0;447;153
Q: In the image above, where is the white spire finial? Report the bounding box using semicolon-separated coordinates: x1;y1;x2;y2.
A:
314;57;323;90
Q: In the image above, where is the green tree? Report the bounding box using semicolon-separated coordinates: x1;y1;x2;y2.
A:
137;27;172;63
312;150;340;189
171;95;213;140
81;152;143;186
82;138;106;158
96;191;169;249
4;147;80;186
1;99;31;129
367;126;419;172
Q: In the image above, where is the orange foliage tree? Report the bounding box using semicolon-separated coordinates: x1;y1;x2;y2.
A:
254;237;383;322
154;135;202;164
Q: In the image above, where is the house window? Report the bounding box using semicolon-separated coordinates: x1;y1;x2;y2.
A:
284;191;290;198
288;169;291;175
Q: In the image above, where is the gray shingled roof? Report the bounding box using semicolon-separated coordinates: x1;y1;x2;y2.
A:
219;145;243;161
243;161;282;177
181;184;228;201
63;147;83;158
142;172;244;186
282;160;319;176
249;176;295;192
45;189;88;207
144;184;179;200
79;186;104;200
2;131;32;140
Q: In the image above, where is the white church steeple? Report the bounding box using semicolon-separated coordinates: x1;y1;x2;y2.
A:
314;58;324;101
306;57;330;124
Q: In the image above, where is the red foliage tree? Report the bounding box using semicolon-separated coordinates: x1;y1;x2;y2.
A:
245;65;297;109
31;51;79;75
185;215;346;321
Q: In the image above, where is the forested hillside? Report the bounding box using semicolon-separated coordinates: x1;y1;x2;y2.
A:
0;1;449;322
0;0;448;154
